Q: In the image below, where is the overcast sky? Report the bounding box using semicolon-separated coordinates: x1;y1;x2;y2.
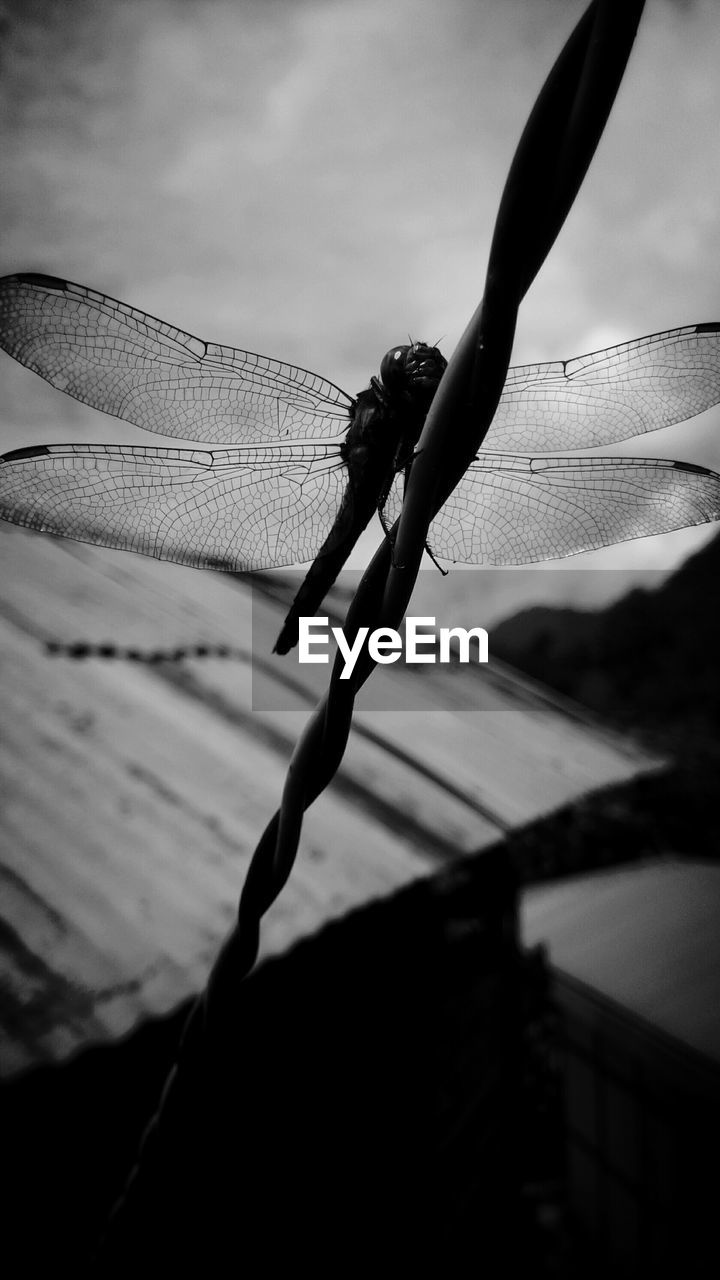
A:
1;0;719;605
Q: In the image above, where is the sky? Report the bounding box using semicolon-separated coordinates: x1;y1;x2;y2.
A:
1;0;719;620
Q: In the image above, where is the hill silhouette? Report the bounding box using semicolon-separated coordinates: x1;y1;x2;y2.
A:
490;531;720;863
492;531;720;756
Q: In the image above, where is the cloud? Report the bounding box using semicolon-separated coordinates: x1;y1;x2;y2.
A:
2;0;719;580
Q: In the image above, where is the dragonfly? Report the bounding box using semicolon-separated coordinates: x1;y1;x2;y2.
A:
1;272;719;653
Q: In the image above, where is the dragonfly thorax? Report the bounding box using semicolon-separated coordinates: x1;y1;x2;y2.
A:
379;342;447;405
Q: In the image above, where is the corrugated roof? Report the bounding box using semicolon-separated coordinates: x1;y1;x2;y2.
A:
0;524;661;1075
522;859;720;1064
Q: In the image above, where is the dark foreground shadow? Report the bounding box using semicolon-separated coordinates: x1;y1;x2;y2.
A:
2;847;532;1274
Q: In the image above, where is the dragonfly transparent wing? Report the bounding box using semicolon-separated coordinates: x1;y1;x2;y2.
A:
485;323;720;452
0;441;347;571
385;453;720;565
0;274;352;445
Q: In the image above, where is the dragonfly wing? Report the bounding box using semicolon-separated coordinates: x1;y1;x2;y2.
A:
383;454;720;565
485;324;720;451
0;442;346;571
0;274;352;445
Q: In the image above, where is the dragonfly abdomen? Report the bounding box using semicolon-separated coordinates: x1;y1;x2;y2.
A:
273;387;403;654
272;522;363;655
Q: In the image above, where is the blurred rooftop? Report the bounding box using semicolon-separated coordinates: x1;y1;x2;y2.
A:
0;522;662;1076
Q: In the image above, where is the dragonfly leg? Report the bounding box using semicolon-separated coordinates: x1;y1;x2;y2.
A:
378;462;446;574
383;529;447;574
423;541;449;576
376;473;401;565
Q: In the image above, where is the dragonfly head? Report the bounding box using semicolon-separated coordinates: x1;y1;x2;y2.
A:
379;342;447;405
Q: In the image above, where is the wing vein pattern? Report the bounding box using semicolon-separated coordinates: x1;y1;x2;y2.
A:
0;442;346;571
0;274;352;445
385;453;720;564
485;323;720;451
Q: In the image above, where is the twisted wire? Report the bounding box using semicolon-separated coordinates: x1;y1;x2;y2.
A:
97;0;645;1262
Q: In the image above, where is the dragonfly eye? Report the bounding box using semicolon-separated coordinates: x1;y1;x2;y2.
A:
379;345;411;392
